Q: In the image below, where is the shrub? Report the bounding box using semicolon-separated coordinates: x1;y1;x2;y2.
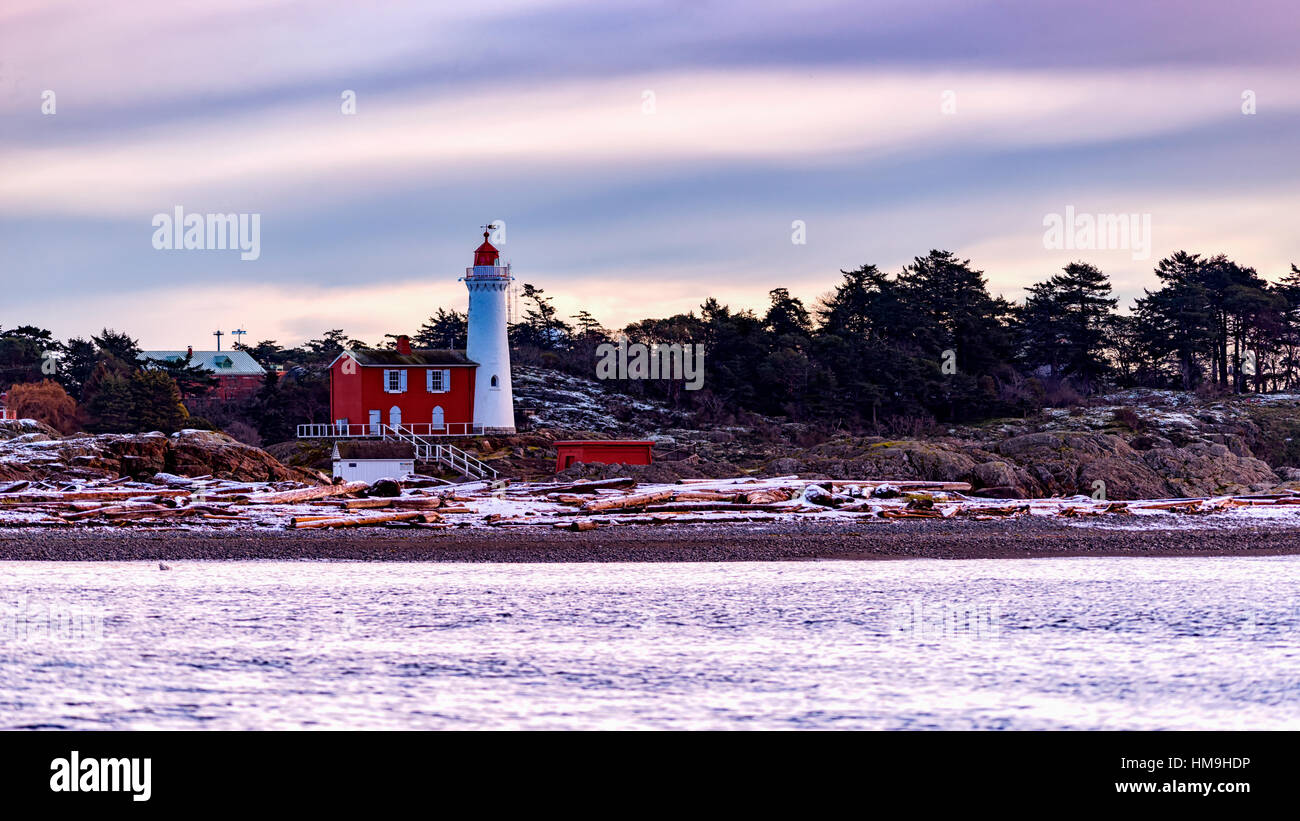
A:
1113;406;1143;431
1194;381;1229;401
222;420;262;446
6;379;82;433
880;414;938;438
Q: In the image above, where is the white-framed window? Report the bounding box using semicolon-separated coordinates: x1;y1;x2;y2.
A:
384;369;407;393
426;368;451;393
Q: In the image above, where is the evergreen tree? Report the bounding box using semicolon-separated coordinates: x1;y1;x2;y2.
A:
1018;262;1117;392
763;288;813;341
0;325;60;389
1105;314;1145;389
83;361;136;433
1275;266;1300;390
510;284;571;350
1133;252;1213;389
91;329;142;366
414;309;469;349
141;351;219;398
570;310;608;343
897;250;1014;376
240;339;287;368
60;337;98;399
303;330;361;365
130;370;189;433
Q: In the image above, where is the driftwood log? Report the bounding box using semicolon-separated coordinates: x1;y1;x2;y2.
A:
244;481;369;505
583;489;677;512
525;478;637;495
291;510;431;529
0;489;192;503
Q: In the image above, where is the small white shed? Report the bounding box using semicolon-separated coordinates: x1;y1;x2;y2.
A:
332;441;416;484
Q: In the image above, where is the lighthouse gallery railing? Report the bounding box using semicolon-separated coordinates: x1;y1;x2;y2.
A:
463;265;512;279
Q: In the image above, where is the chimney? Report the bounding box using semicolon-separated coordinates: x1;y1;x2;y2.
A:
396;335;412;356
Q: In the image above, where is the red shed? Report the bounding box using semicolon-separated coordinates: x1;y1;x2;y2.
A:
555;440;654;472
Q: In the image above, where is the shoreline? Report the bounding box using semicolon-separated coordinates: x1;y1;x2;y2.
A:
3;519;1300;562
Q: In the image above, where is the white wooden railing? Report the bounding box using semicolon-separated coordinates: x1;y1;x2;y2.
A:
298;421;484;439
297;422;496;479
432;444;497;480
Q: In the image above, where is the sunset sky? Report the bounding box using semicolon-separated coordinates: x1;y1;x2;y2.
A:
2;0;1298;348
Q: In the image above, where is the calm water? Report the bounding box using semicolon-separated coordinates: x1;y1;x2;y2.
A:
2;557;1298;730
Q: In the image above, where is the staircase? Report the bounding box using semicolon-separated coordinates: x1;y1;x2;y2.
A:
382;425;497;480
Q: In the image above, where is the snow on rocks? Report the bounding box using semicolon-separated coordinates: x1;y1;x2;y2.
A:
2;472;1300;533
513;366;675;433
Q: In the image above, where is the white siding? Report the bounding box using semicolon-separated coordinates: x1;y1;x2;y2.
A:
333;458;415;484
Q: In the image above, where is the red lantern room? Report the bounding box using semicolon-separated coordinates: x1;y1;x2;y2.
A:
473;232;499;267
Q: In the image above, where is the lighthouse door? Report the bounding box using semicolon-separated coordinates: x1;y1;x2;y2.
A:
431;406;445;433
389;406;402;429
368;409;381;435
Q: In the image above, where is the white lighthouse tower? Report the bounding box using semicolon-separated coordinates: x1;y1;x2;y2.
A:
463;227;516;433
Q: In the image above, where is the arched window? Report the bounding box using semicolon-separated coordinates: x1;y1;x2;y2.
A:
490;374;499;388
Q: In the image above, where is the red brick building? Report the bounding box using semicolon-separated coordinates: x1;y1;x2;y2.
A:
138;349;268;401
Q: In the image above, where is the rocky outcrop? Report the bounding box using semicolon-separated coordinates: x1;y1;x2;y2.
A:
1142;441;1276;496
740;430;1283;500
0;431;168;482
760;439;978;482
0;427;323;484
994;432;1170;499
0;419;61;441
167;430;324;483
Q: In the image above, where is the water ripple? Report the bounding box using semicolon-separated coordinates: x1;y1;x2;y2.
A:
1;557;1298;729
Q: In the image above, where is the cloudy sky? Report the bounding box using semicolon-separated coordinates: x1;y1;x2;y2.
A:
2;0;1297;348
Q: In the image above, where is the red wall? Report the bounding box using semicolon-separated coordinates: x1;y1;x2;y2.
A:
215;374;264;401
330;357;476;428
555;442;654;472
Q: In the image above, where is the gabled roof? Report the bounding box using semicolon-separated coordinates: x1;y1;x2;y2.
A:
334;441;416;460
138;350;266;376
335;348;478;367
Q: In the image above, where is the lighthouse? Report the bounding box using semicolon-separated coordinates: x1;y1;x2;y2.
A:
463;227;516;433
